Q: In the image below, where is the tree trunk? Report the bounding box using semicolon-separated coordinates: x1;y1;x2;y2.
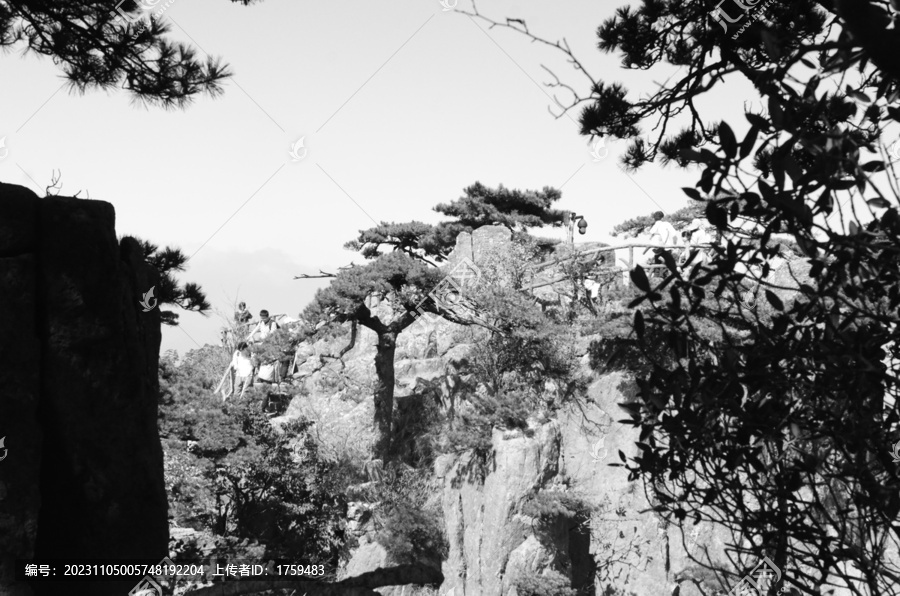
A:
373;331;397;461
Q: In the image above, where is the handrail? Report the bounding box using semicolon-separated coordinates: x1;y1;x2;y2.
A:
526;243;718;292
533;242;715;271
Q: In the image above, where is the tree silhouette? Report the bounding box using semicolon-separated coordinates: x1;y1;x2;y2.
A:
344;182;567;264
130;237;210;325
463;1;900;593
0;0;260;107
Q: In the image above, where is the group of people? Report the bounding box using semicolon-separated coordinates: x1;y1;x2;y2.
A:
221;302;282;401
234;302;282;343
640;211;718;272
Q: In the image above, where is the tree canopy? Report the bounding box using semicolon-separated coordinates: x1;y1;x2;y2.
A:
304;181;566;461
0;0;259;107
344;182;566;263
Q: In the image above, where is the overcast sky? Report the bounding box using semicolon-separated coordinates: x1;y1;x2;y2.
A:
0;0;759;354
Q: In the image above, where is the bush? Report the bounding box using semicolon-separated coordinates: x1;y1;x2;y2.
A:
250;325;298;364
160;346;347;565
370;466;448;566
430;315;582;473
437;389;535;459
514;570;577;596
520;490;596;522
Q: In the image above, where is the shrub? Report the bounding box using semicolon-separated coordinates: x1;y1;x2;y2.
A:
159;346;347;565
514;570;577;596
430;317;582;472
520;490;596;522
437;389;536;459
371;466;448;566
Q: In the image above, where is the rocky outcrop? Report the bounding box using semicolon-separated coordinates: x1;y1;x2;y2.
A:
287;225;833;596
0;182;167;596
437;423;562;596
434;371;735;596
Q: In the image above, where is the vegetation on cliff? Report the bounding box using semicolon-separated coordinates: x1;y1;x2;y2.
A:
455;0;900;592
300;182;568;461
159;347;347;569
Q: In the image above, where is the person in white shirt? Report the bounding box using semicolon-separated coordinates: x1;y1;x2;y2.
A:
224;342;254;401
646;211;680;247
246;309;280;343
643;211;682;267
680;218;714;271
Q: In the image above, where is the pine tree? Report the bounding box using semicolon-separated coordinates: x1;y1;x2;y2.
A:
0;0;259;107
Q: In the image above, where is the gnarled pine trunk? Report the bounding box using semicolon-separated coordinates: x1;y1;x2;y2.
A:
373;330;397;461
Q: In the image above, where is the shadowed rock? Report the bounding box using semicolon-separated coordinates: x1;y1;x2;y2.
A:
0;182;167;596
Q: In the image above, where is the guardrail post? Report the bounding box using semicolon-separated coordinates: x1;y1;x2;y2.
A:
626;246;634;287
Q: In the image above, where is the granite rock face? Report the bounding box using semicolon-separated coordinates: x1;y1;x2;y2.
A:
0;183;167;596
434;372;728;596
289;225;857;596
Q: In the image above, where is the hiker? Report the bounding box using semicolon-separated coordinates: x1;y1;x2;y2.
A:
246;309;280;343
680;218;713;271
643;211;681;266
224;341;254;401
234;302;252;326
645;211;680;247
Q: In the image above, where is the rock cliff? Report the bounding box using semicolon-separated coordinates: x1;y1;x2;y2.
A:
279;226;744;596
0;182;168;596
289;319;731;596
280;224;857;596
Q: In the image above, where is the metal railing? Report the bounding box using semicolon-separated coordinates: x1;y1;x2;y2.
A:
526;243;715;291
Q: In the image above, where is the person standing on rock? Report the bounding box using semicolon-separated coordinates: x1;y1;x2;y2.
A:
227;301;253;346
643;211;681;269
224;341;254;401
246;309;280;343
234;301;252;327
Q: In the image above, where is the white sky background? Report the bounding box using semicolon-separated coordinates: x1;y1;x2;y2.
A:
0;0;759;354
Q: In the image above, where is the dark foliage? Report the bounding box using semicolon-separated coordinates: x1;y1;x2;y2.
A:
128;237;210;325
159;348;347;565
344;182;567;263
0;0;259;107
464;0;900;592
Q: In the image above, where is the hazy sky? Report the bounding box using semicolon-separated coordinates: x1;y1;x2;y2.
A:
0;0;758;354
